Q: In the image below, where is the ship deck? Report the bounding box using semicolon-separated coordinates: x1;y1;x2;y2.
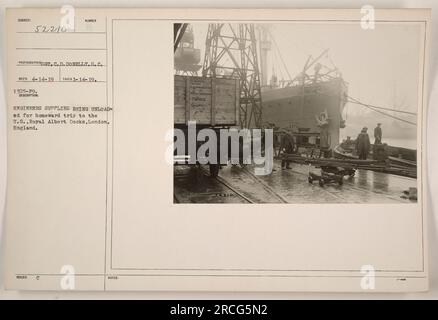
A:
174;160;417;204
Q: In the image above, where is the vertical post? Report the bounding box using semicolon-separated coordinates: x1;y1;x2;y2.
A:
211;77;216;126
235;80;240;127
185;76;191;124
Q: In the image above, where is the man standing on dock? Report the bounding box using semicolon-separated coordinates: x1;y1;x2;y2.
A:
374;123;382;144
280;129;295;169
356;127;371;160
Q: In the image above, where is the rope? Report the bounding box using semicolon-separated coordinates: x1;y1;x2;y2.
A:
347;96;417;116
268;29;292;80
346;97;416;126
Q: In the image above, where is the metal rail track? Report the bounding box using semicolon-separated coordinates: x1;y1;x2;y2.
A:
199;167;255;204
174;166;255;204
214;175;255;204
241;167;289;203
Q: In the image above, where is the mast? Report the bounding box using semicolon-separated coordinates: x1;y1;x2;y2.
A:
258;25;271;87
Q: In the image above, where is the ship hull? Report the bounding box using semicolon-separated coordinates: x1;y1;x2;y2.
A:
262;78;347;150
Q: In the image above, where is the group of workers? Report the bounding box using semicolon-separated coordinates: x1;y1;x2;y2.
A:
355;123;383;160
277;123;383;168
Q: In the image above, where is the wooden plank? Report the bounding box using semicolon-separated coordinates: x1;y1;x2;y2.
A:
185;76;190;124
211;77;216;126
174;75;186;124
189;77;211;125
235;79;240;126
213;78;237;125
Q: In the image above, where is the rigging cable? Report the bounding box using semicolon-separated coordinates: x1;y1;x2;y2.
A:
346;96;416;126
268;29;292;81
347;96;417;116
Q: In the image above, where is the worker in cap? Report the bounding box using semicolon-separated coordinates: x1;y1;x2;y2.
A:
280;128;295;169
356;127;371;160
374;123;383;145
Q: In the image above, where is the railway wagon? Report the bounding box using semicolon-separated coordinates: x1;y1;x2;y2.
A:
174;75;240;176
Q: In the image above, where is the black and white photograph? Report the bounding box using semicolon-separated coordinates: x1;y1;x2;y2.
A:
173;22;421;204
1;6;433;296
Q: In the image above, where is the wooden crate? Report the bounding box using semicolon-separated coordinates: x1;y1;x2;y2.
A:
174;75;240;126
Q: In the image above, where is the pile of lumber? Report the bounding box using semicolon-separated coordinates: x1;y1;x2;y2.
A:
279;154;417;178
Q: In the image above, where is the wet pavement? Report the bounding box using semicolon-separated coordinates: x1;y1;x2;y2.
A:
174;160;417;204
174;166;250;203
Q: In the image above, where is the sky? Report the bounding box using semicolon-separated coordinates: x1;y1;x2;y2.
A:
189;22;422;141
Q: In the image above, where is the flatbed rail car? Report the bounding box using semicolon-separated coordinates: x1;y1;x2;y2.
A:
174;75;240;176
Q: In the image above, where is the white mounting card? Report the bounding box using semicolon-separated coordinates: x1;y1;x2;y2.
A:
3;8;430;292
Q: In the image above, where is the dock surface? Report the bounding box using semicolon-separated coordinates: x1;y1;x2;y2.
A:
174;160;417;204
